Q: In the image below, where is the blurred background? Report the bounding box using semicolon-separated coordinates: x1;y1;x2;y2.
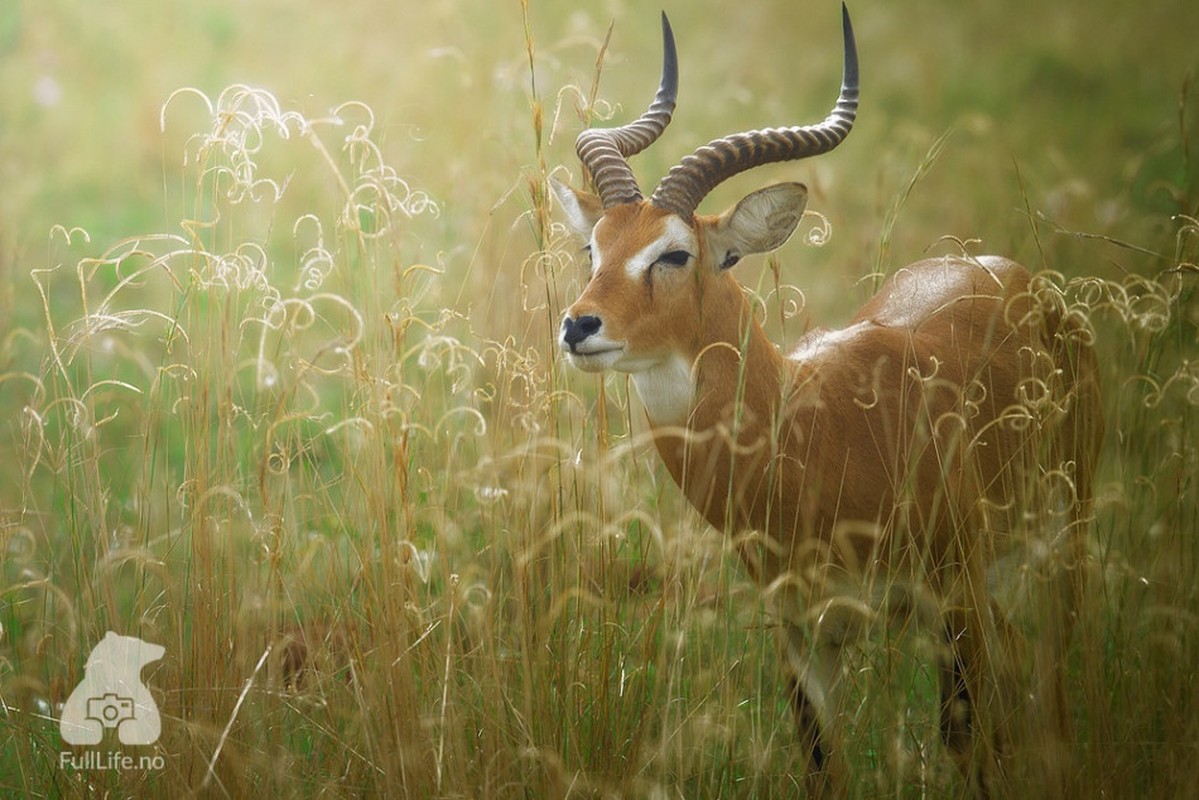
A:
2;0;1196;328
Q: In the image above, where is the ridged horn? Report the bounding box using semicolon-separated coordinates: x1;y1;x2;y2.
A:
649;3;858;220
576;12;678;209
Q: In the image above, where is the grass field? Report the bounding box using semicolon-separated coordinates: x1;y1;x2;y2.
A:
1;0;1197;797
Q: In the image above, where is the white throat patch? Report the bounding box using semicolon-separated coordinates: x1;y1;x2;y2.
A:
631;355;694;426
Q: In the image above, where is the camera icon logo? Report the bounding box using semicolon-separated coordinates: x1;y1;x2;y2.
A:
86;693;137;729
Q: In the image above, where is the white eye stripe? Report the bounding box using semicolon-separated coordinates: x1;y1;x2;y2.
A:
585;237;602;274
622;216;696;280
587;216;697;280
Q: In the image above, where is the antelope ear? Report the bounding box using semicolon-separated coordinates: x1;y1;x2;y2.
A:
707;182;808;270
551;178;604;238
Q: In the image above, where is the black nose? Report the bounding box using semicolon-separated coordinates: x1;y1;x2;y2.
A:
561;315;602;349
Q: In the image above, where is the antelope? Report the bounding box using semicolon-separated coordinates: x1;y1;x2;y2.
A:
552;4;1101;795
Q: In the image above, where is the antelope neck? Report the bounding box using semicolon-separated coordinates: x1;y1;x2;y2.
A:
634;286;792;438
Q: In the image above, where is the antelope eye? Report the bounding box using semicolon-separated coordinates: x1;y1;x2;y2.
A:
656;250;692;267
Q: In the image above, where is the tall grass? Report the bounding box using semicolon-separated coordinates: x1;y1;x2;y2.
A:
1;0;1197;797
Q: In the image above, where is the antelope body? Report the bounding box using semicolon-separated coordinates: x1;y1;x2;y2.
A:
553;6;1102;794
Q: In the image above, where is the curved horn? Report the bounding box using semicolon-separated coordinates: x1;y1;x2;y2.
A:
650;3;858;220
576;13;678;209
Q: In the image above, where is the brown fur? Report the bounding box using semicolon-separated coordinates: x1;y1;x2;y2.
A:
561;195;1102;795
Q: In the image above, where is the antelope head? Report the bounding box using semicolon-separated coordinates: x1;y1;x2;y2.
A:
554;5;858;423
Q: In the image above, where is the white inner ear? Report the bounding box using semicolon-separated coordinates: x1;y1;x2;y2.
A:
709;182;809;267
550;178;604;238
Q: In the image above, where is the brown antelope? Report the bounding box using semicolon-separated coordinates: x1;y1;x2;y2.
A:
552;4;1101;795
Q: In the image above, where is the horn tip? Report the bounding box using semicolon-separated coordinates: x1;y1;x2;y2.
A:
660;11;679;95
841;3;859;91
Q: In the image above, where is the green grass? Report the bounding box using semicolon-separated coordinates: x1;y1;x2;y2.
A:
1;0;1198;797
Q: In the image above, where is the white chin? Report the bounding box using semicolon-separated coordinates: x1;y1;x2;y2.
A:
566;350;622;372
